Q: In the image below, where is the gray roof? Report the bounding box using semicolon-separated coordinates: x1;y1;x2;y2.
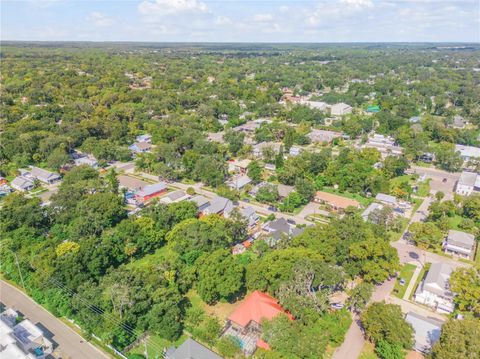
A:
455;144;480;159
11;176;34;190
137;182;167;197
165;338;222;359
405;312;443;353
422;262;453;298
447;230;475;249
277;184;294;198
190;195;210;208
361;202;384;220
375;193;397;205
205;196;233;215
164;190;187;201
267;218;290;233
30;166;61;182
458;171;477;187
227;175;252;190
307;129;342;143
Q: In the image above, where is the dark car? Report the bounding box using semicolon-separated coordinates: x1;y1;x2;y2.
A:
287;219;296;225
268;206;278;212
242;198;250;203
442;178;448;183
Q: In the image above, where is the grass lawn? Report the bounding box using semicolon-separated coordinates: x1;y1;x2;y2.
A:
359;341;378;359
409;263;430;301
392;263;417;299
417;179;431;197
126;247;178;270
447;214;464;231
186;290;238;323
476;243;480;266
320;187;372;206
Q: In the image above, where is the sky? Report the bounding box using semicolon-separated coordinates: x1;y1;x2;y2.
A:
2;0;479;43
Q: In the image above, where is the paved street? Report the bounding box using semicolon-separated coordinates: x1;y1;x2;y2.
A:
332;279;395;359
388;297;446;322
0;280;109;359
410;165;460;198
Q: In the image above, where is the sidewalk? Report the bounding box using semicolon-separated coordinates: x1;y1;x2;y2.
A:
403;264;422;300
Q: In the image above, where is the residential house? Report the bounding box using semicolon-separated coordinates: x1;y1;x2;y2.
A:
233;121;261;134
252;142;281;158
207;131;225;144
277;184;295;199
363;134;404;158
300;100;328;112
228;158;251;174
264;163;276;171
227;175;252;190
249;181;269;196
375;193;398;207
307;129;342;144
414;262;455;313
330;103;352;116
450;115;467;129
262;218;304;246
74;156;98;168
190;195;211;213
405;312;443;353
160;190;190;204
455;144;480;162
289;146;302;156
0;176;8;185
223;291;293;355
202;196;234;216
128;141;152;154
0;308;53;359
455;171;478;196
135;182;168;202
165;338;222;359
29;166;61;184
420;152;435;163
314;191;360;211
11;176;34;192
135;134;152;143
443;230;476;260
0;184;13;197
238;206;260;228
117;175;148;192
361;202;385;222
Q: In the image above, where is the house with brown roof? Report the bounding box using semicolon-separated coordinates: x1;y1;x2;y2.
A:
223;291;292;355
314;191;360;211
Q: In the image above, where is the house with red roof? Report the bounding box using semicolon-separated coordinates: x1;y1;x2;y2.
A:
222;290;292;355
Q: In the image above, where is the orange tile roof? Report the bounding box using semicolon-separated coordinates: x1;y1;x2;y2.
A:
228;290;292;328
243;240;252;248
256;338;271;350
315;191;360;209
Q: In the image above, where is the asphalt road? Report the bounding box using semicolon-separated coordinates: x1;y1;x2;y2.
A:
0;280;109;359
410;165;460;197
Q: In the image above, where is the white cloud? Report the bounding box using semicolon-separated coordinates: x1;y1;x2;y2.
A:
87;12;115;27
340;0;374;10
215;16;232;25
253;13;273;23
138;0;208;15
279;5;289;14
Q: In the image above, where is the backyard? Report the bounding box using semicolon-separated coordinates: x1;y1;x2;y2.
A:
392;263;417;299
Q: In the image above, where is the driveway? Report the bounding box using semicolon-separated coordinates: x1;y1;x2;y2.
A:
332;279;395;359
410;166;460;198
0;280;109;359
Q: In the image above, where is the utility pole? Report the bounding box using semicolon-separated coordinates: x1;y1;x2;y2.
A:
14;253;26;290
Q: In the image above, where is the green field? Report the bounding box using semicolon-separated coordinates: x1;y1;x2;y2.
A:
320;187;373;206
392;263;417;299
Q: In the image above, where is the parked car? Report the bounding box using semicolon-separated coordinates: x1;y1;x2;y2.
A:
442;178;448;183
287;219;296;225
242;198;250;203
330;303;344;310
399;278;406;286
268;206;277;212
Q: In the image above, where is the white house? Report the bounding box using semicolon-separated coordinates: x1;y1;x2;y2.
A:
443;229;476;259
29;167;61;184
0;308;53;359
405;312;443;353
160;190;190;204
226;175;252;190
455;144;480;162
330;103;352;116
11;176;34;192
414;262;455;313
455;171;479;196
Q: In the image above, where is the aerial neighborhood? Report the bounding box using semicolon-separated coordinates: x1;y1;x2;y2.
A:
0;42;479;359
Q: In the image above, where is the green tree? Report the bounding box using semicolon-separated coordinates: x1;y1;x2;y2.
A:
431;318;480;359
434;142;463;172
361;302;414;349
347;282;374;313
196;249;245;304
224;129;245;156
450;267;480;316
217;336;242;358
375;340;405;359
294;178;315;202
408;222;443;249
256;184;279;204
247;160;262;183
